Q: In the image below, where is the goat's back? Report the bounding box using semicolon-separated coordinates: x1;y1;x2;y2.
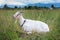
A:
22;19;49;33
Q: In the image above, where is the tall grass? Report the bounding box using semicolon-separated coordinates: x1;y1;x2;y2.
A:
0;9;60;40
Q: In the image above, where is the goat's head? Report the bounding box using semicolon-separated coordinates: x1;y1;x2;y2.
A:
13;11;23;20
13;11;23;23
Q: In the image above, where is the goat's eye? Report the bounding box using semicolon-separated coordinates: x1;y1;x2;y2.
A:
16;14;18;17
16;14;20;17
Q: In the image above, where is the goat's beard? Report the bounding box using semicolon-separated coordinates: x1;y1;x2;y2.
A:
14;18;19;23
14;17;20;24
13;15;20;23
15;20;17;23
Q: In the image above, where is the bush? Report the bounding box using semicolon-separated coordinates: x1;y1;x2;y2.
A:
4;4;10;9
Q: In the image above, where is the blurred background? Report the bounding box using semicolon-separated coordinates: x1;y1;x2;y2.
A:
0;0;60;8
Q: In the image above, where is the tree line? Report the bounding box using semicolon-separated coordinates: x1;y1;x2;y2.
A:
3;4;55;9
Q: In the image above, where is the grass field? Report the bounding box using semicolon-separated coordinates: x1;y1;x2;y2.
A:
0;9;60;40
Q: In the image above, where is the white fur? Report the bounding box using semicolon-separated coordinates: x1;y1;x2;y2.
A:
13;11;50;34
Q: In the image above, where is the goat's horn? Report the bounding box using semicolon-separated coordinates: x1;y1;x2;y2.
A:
20;11;24;13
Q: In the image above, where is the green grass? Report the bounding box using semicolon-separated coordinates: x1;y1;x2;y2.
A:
0;9;60;40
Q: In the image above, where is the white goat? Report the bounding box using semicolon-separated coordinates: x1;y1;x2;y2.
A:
13;11;49;34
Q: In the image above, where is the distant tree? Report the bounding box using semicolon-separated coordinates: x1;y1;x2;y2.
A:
43;6;49;9
33;6;38;9
15;6;17;8
24;6;28;9
4;4;9;8
27;6;32;9
51;5;55;8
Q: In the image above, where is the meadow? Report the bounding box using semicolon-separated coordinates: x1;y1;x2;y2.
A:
0;9;60;40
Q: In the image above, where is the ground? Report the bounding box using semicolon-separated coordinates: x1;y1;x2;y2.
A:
0;9;60;40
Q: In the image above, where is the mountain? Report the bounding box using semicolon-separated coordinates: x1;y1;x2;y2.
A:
27;3;52;8
54;3;60;8
27;2;60;8
6;2;26;8
0;4;4;8
0;0;27;8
